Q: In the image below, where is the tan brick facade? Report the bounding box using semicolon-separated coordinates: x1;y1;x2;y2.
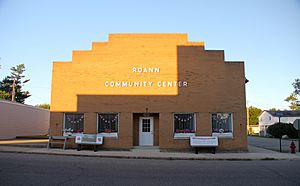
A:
50;34;247;151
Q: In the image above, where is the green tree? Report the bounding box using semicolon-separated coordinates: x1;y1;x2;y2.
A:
0;64;30;103
269;108;280;111
248;106;262;125
285;79;300;110
0;90;10;100
35;104;50;109
0;77;12;100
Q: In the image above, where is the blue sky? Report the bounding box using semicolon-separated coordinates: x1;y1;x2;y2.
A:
0;0;299;110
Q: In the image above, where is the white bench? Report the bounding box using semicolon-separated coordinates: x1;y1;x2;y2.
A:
190;136;218;154
75;134;103;152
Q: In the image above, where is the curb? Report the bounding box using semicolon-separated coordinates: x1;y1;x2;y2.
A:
0;148;295;161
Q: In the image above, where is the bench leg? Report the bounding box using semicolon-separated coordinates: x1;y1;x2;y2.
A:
63;138;67;150
77;144;81;151
94;145;98;152
47;137;51;149
212;147;216;154
195;147;199;154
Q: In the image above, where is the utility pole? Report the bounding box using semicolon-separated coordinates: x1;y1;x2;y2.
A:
246;101;250;135
11;79;15;101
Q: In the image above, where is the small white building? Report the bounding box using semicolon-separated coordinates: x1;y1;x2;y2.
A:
258;110;300;136
249;125;260;135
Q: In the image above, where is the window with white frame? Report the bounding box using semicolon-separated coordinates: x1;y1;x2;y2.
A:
64;113;84;136
98;113;118;134
212;113;233;136
174;113;196;138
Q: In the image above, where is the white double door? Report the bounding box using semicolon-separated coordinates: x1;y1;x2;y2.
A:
139;117;154;146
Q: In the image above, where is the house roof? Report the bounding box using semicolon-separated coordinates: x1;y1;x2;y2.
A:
266;110;300;117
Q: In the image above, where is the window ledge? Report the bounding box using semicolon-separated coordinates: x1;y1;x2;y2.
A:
98;132;118;138
63;132;82;137
212;133;233;138
174;133;195;139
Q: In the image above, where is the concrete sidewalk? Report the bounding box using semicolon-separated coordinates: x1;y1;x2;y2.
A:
0;143;300;160
0;139;48;146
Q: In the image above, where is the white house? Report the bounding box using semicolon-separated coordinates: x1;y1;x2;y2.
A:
258;110;300;136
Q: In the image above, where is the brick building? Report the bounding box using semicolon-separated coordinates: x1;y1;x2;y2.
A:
50;33;247;151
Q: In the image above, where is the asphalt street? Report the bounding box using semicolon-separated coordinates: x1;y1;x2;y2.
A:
248;136;300;152
1;152;300;186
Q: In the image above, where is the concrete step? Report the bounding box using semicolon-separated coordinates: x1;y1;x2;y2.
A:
131;146;160;152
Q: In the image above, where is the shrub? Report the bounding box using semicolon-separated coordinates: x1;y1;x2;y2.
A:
267;123;298;139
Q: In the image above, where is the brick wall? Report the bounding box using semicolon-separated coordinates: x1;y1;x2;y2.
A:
50;34;247;151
